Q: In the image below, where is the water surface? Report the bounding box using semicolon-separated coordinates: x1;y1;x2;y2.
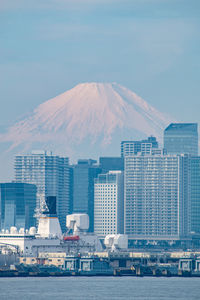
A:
0;276;199;299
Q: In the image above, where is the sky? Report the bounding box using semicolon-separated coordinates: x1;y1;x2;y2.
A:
0;0;200;179
0;0;200;128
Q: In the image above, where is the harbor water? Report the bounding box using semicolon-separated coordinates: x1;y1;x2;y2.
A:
0;277;199;299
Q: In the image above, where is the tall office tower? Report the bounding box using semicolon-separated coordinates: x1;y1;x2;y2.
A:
15;151;70;232
99;157;124;173
121;136;158;157
124;154;188;241
0;183;37;230
189;156;200;235
94;171;124;237
72;159;101;232
164;123;198;155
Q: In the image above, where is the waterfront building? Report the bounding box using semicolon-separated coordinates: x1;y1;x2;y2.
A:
94;171;124;237
72;159;101;232
14;150;70;232
164;123;198;155
0;182;36;230
121;136;158;157
99;157;124;173
124;154;189;241
189;156;200;235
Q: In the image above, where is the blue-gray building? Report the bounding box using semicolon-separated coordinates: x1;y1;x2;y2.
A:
14;150;70;232
72;159;101;232
164;123;198;155
0;183;37;230
189;156;200;235
99;157;124;173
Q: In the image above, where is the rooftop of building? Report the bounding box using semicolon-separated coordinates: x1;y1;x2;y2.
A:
164;123;198;132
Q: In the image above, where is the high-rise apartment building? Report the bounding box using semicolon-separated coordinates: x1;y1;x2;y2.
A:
0;183;37;230
164;123;198;155
121;136;158;157
124;154;188;241
72;159;101;232
94;171;124;237
189;156;200;235
15;151;70;232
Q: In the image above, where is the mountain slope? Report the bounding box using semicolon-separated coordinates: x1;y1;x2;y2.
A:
1;82;173;159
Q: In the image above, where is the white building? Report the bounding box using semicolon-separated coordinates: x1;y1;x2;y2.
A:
14;150;70;232
124;154;189;241
121;136;158;157
94;171;124;237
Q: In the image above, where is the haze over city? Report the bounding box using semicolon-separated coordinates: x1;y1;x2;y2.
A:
0;0;200;180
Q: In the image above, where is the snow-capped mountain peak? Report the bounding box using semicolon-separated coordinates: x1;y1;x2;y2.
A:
1;82;172;159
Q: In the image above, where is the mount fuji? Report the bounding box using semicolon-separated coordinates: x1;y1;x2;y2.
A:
1;82;173;164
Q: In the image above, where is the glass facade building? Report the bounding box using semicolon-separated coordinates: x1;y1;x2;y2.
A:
164;123;198;155
15;151;70;232
0;183;37;230
94;171;124;237
72;159;101;232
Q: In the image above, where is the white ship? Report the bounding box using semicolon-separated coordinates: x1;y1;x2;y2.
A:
0;199;102;256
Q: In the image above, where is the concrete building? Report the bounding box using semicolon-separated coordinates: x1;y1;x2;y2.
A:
94;171;124;237
189;156;200;236
14;150;70;232
0;183;37;231
121;136;158;157
124;154;189;241
164;123;198;155
72;159;101;232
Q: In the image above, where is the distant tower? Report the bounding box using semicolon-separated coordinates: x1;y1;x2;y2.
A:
164;123;198;155
94;171;124;237
189;156;200;236
121;136;158;157
0;183;37;230
14;150;70;232
72;159;101;232
99;157;124;173
124;154;189;241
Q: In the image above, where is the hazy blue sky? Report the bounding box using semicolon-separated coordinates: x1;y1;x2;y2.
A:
0;0;200;130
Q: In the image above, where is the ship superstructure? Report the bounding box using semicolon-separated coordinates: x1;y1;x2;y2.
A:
0;197;102;256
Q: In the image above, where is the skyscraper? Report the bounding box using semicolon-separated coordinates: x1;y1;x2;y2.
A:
99;157;124;173
15;150;70;232
164;123;198;155
189;156;200;235
94;171;124;237
72;159;101;232
0;183;37;230
121;136;158;157
124;154;188;241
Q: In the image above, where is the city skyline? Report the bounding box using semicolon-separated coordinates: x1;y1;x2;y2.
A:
1;1;200;180
1;1;200;294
